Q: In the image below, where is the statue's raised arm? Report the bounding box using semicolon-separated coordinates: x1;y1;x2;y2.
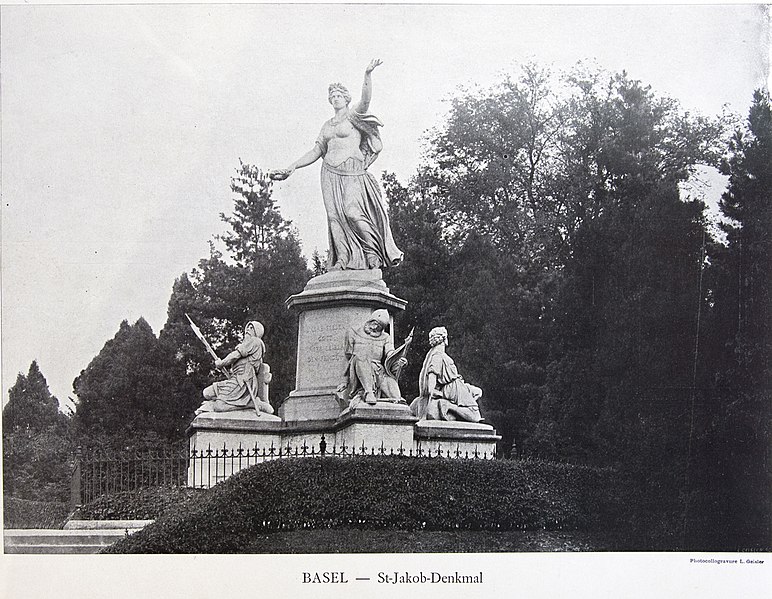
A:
353;58;382;114
269;58;402;271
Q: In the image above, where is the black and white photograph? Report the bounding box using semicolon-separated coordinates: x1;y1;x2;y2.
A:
1;3;770;597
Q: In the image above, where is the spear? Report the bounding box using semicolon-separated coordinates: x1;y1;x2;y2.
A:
186;314;229;376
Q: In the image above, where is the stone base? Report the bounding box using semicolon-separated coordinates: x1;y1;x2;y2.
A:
187;410;283;488
335;402;418;453
280;388;340;422
282;269;407;423
287;269;407;311
413;419;500;458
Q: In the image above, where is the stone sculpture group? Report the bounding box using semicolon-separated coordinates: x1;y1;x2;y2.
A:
195;313;482;423
188;60;499;483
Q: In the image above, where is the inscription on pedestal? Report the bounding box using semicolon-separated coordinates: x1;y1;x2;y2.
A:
286;271;406;422
296;309;357;390
305;323;345;367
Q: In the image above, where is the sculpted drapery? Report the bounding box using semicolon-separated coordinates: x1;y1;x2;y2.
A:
271;59;403;271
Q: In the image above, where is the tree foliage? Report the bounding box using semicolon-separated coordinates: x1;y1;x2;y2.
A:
386;64;724;464
3;361;73;502
688;89;772;550
160;163;311;407
3;361;65;435
72;318;198;446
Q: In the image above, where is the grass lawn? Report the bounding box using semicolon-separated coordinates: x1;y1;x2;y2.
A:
241;528;607;553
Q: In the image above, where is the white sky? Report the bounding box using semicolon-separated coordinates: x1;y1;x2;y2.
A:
1;4;769;409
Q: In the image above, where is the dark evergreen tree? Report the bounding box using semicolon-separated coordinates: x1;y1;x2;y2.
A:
3;362;73;502
160;163;311;408
689;89;772;550
73;318;198;446
717;89;771;387
3;361;63;434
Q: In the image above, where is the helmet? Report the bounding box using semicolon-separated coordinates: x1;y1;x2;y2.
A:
368;309;390;328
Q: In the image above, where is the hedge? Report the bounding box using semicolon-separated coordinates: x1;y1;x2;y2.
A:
4;497;71;529
74;485;205;521
104;456;616;553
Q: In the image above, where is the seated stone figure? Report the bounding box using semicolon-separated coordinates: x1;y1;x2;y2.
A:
195;321;274;416
338;309;407;409
409;327;483;423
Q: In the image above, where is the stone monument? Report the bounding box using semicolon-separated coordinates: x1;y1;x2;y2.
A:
187;60;499;486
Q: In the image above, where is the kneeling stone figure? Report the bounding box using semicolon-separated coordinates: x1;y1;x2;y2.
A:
196;320;274;416
338;309;407;409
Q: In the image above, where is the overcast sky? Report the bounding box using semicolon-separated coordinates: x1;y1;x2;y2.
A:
1;4;769;409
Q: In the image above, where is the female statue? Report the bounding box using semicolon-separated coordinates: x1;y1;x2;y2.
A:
270;59;403;271
410;327;483;423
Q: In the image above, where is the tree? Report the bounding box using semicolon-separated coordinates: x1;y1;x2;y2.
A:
383;168;554;454
389;64;737;544
716;89;771;387
689;89;772;550
424;63;566;266
310;249;328;277
3;361;64;435
525;70;723;463
160;163;311;408
3;361;73;502
219;160;292;270
73;318;198;446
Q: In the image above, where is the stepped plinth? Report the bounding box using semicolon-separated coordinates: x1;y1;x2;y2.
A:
186;269;500;487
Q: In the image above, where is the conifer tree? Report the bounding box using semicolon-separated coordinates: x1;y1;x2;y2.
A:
160;163;310;407
3;361;73;501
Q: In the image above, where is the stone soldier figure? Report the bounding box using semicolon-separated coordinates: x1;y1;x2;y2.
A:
195;321;274;416
338;309;407;409
409;326;483;423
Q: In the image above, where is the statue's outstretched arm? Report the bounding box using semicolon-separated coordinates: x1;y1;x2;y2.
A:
354;59;382;114
269;144;322;181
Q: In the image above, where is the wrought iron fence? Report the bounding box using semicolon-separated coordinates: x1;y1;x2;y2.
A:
72;435;496;506
188;436;496;488
72;444;188;507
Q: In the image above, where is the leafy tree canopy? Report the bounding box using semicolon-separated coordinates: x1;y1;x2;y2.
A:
3;361;73;502
73;318;197;446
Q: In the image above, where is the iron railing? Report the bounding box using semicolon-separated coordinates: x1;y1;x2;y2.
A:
72;444;188;507
72;436;496;506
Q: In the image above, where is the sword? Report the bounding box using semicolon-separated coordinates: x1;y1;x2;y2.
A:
186;314;229;376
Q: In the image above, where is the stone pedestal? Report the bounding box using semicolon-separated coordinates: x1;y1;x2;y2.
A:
335;403;418;453
187;410;283;487
280;269;407;423
413;420;501;458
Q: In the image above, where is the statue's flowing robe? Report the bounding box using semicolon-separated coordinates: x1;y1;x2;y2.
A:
316;110;403;270
410;345;482;422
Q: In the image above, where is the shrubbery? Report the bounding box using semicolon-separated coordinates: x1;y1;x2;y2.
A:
74;485;204;521
104;456;616;553
4;497;71;529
